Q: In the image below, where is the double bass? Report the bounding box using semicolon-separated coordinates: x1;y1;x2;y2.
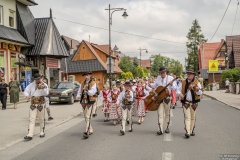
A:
144;77;178;111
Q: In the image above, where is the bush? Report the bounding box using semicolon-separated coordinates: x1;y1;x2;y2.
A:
222;67;240;83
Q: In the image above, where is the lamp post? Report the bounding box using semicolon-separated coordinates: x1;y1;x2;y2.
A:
139;48;148;67
105;4;128;89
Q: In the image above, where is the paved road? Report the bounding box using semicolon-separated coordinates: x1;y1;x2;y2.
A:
4;97;240;160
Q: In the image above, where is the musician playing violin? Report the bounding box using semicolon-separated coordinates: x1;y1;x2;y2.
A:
177;69;202;139
77;72;97;138
151;67;177;135
23;73;49;141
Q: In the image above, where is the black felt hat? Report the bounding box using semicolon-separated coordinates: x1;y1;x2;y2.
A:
124;81;132;86
159;66;167;72
33;73;41;80
82;72;92;76
116;80;121;84
186;69;195;74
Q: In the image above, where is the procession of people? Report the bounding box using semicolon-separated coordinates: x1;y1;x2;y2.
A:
17;66;203;141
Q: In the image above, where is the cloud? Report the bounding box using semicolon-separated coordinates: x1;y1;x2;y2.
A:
30;0;240;66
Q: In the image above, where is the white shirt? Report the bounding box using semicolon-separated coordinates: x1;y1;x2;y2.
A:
76;82;97;98
24;82;49;97
116;90;134;105
176;80;202;102
225;80;230;86
151;75;176;94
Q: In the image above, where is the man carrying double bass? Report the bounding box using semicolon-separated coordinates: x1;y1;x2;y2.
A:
177;69;202;139
151;67;177;135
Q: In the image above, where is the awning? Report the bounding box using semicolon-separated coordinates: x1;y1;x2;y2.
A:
0;25;30;45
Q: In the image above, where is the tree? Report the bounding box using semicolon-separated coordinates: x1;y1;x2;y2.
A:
151;54;183;77
151;54;163;76
186;19;207;72
133;57;139;67
121;71;134;79
118;56;134;72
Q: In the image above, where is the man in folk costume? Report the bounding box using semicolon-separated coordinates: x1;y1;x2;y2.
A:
98;84;111;122
177;69;202;139
109;84;120;125
143;78;152;113
135;80;149;124
117;81;134;135
151;67;177;135
24;73;49;141
77;72;97;138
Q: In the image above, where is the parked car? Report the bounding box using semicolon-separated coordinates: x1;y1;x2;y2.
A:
49;81;80;104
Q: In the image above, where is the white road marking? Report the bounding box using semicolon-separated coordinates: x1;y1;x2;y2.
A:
164;133;172;141
162;152;174;160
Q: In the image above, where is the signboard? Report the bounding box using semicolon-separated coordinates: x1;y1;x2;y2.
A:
0;42;21;52
46;57;60;68
209;60;218;72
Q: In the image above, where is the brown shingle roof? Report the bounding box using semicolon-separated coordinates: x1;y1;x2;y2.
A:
198;42;222;69
62;35;80;51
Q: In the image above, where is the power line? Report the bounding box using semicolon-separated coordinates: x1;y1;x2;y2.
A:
54;17;186;45
209;0;232;41
231;1;239;35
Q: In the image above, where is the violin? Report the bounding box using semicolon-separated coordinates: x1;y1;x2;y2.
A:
188;80;200;92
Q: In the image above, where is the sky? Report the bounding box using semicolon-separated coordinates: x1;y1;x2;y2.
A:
29;0;240;65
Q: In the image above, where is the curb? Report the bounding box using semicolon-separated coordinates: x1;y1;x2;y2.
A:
203;94;240;111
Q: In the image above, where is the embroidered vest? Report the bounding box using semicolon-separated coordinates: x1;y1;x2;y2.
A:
80;78;96;104
111;90;119;103
181;79;200;103
136;86;145;98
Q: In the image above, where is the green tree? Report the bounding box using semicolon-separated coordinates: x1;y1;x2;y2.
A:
186;19;207;72
121;71;133;79
151;54;163;76
151;54;183;77
118;56;134;72
133;57;139;67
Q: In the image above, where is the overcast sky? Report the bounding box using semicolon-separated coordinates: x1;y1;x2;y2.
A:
30;0;240;65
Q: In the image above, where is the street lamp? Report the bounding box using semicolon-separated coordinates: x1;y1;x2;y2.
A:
105;4;128;89
139;48;148;67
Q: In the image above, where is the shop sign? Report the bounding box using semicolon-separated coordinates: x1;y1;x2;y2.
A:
0;42;20;52
46;57;60;68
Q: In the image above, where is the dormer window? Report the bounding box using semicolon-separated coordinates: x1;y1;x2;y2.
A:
0;6;3;25
9;10;15;27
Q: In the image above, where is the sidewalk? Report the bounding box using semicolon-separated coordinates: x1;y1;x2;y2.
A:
204;90;240;110
0;100;102;151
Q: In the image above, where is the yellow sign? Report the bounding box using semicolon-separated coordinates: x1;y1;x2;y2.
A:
209;60;218;72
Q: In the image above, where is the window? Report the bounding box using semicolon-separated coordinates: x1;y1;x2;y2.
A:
0;51;5;77
0;6;3;25
9;10;15;27
11;52;17;79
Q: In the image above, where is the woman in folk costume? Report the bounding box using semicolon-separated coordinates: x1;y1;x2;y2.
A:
135;80;149;124
171;74;177;109
143;78;152;113
98;84;111;122
131;79;137;117
109;84;120;125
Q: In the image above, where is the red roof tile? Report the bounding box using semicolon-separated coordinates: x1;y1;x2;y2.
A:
198;42;222;70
